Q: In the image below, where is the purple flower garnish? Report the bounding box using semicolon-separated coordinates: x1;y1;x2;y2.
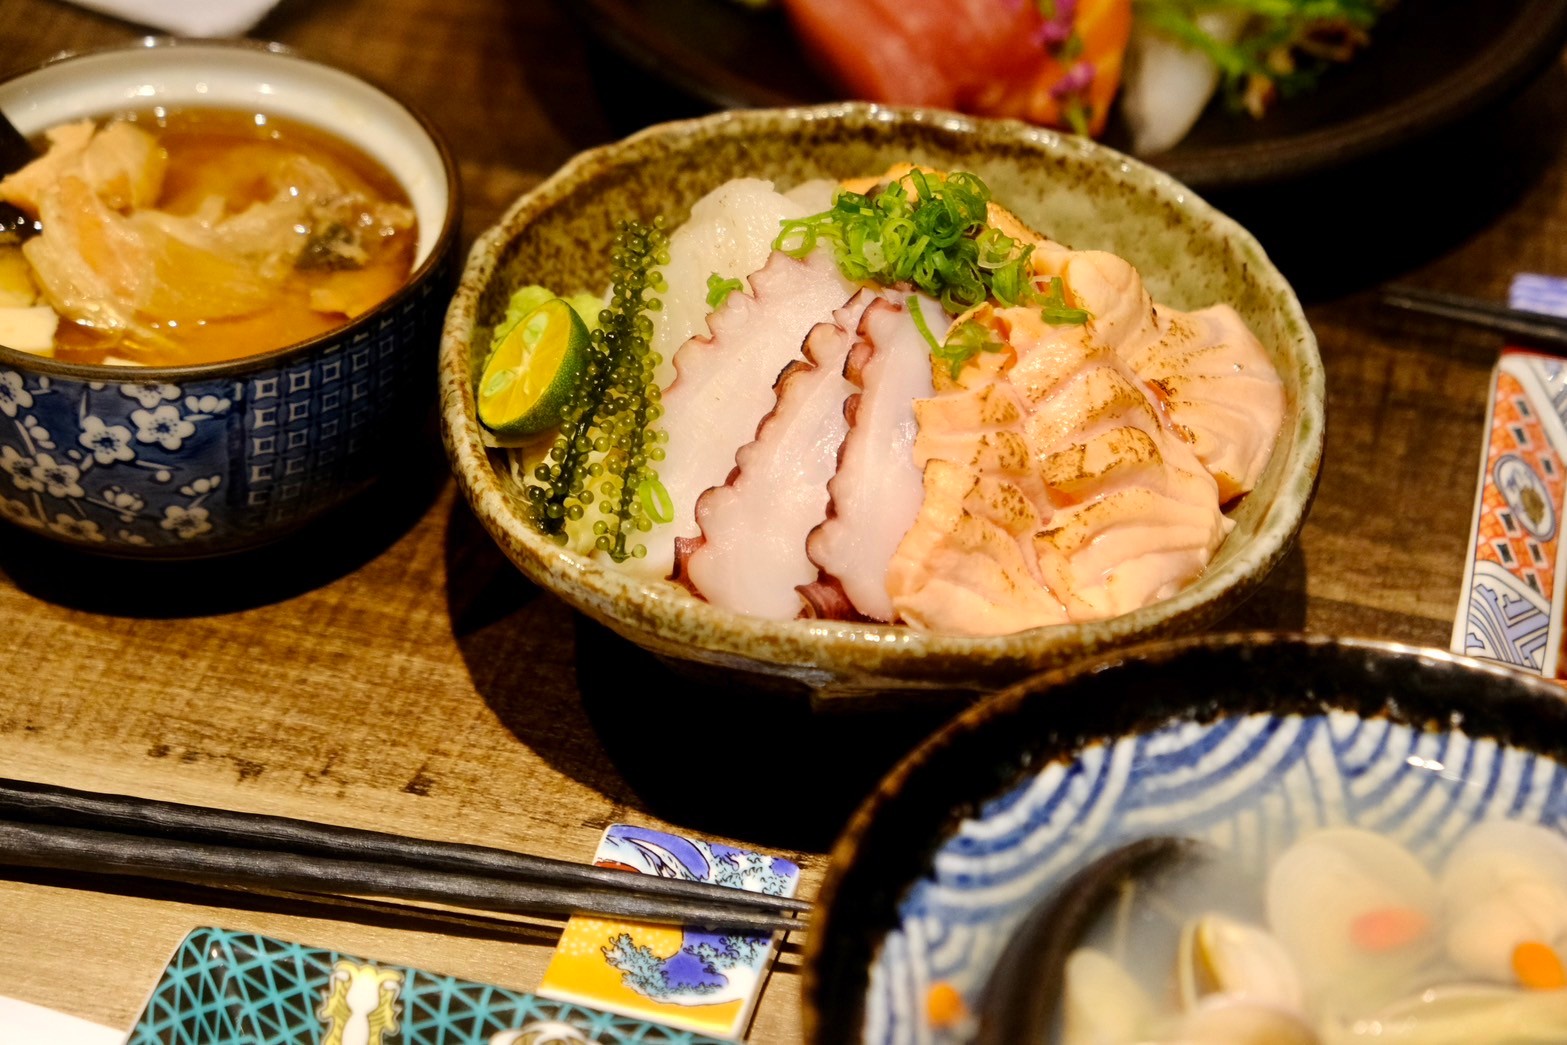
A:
1033;0;1077;46
1051;59;1095;99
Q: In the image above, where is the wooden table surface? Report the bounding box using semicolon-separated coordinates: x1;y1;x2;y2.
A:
0;1;1564;1041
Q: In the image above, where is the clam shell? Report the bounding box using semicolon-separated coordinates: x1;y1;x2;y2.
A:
1267;828;1440;1011
1442;822;1567;982
1180;912;1304;1012
1060;947;1156;1045
1168;995;1320;1044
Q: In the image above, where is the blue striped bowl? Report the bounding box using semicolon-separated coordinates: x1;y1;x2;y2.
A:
803;633;1567;1043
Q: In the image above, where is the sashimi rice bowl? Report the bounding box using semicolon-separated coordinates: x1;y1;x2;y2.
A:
438;104;1323;699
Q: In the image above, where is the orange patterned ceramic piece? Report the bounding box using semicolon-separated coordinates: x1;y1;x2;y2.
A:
1454;276;1567;676
1453;351;1567;675
1473;369;1565;600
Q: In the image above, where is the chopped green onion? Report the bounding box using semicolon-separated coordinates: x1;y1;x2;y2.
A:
1038;276;1090;325
907;296;942;355
775;170;1090;377
638;476;674;524
705;273;744;310
932;319;1007;380
772;169;1006;315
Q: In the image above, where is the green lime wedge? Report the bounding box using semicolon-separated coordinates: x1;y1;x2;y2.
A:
477;297;590;439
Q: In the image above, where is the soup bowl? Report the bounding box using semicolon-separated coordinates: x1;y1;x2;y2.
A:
805;633;1567;1042
0;39;459;556
439;104;1323;701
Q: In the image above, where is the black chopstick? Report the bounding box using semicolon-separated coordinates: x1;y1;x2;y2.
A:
1381;284;1567;350
0;819;802;934
0;778;808;925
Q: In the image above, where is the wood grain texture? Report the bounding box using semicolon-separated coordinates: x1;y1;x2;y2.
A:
0;1;1563;1040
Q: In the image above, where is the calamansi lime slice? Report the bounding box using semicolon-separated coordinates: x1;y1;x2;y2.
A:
477;297;590;439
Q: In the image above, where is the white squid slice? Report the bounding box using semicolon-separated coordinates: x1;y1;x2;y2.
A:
649;178;821;391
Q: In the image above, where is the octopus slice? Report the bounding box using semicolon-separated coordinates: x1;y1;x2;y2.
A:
806;293;946;623
682;290;876;619
636;248;858;582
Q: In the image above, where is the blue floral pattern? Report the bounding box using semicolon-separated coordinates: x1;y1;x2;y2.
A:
0;370;239;549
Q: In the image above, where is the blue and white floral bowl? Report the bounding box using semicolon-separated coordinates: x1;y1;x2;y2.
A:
0;40;459;556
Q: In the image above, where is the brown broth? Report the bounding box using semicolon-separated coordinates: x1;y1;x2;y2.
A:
46;108;417;368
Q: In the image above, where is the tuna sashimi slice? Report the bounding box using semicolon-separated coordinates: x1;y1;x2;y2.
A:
807;294;946;622
779;0;1132;135
683;290;876;619
633;248;857;582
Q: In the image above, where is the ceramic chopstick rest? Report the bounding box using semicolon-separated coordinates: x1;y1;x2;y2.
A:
538;824;801;1039
1453;274;1567;675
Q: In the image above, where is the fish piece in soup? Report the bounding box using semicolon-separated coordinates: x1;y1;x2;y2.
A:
0;110;417;367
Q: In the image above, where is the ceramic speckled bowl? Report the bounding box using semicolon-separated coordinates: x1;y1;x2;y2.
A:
0;40;459;556
803;633;1567;1043
439;104;1323;700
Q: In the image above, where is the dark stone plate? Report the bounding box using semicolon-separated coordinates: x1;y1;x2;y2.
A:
572;0;1567;189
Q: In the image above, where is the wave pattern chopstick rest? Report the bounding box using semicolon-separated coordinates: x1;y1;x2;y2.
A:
538;824;801;1041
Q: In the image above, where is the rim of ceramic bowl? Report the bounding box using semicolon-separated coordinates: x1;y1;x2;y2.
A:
440;102;1326;686
799;631;1567;1039
0;36;462;382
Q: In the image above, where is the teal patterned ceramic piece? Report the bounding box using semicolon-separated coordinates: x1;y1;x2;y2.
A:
129;927;727;1045
439;104;1324;700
